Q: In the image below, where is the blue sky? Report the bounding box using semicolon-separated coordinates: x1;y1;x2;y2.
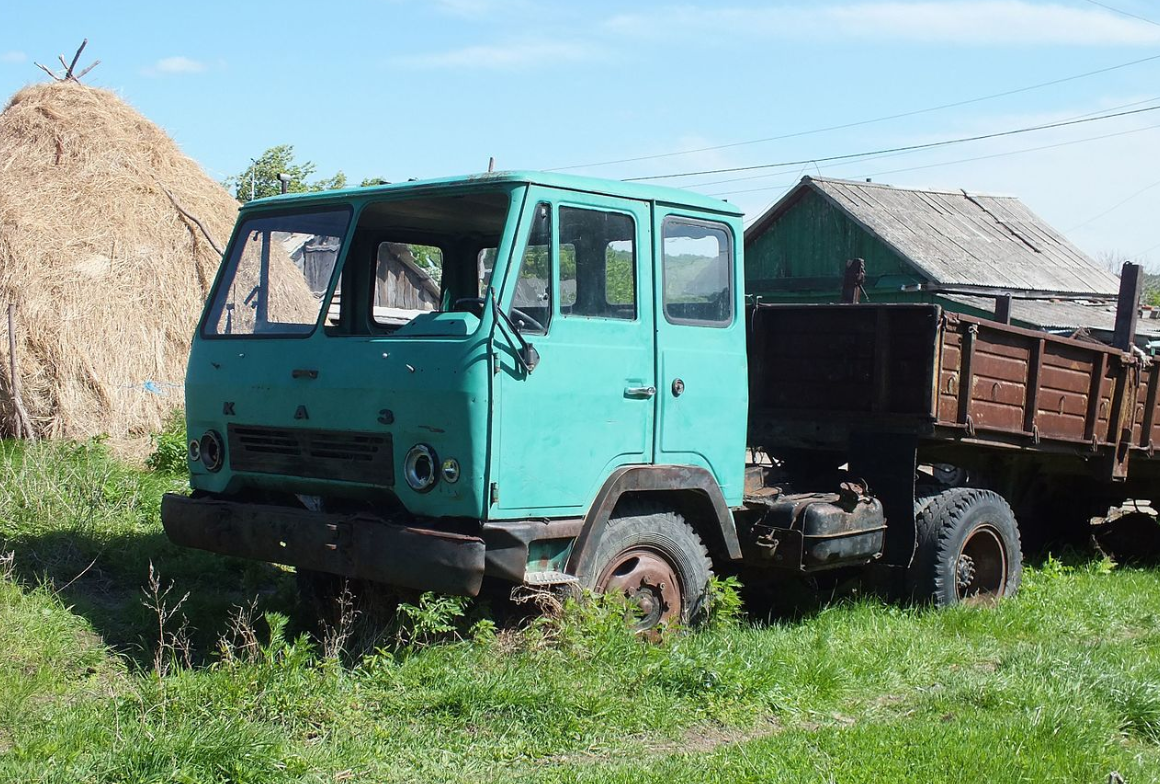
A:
4;0;1160;267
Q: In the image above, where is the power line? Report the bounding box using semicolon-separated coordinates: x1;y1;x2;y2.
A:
1080;0;1160;27
1066;175;1160;232
690;95;1160;191
623;105;1160;182
547;51;1160;172
705;121;1160;198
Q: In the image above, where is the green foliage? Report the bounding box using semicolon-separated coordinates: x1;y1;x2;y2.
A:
705;574;745;628
394;592;470;648
146;410;187;474
226;144;348;203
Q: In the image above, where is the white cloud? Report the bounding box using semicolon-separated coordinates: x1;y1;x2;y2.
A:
143;56;208;76
606;2;1160;46
393;41;598;70
1;51;26;63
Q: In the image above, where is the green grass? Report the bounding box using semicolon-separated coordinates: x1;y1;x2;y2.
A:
1;439;1159;782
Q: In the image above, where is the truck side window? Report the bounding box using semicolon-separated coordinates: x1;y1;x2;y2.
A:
509;203;551;334
559;207;636;320
371;243;442;325
661;217;733;326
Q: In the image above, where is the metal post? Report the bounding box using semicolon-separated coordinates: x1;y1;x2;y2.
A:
841;258;865;304
1113;262;1144;351
994;293;1013;324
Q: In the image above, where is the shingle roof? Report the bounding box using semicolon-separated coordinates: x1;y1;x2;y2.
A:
941;294;1160;339
745;176;1120;296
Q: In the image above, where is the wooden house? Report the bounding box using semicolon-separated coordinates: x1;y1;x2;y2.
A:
743;176;1157;342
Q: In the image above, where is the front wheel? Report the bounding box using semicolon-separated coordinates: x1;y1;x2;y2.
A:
908;488;1022;607
576;501;712;630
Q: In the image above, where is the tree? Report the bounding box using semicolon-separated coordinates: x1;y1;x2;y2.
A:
226;145;347;203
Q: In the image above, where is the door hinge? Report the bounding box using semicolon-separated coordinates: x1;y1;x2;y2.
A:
490;482;499;505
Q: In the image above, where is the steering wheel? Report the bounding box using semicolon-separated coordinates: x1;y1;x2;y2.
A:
453;297;546;333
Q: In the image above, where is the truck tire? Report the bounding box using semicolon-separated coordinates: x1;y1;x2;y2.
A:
908;488;1022;607
576;501;713;630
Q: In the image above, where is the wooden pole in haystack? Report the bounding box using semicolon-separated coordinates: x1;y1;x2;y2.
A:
7;304;35;441
34;39;100;83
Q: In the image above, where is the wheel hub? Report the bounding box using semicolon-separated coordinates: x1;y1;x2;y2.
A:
595;548;682;630
955;525;1008;605
955;554;977;589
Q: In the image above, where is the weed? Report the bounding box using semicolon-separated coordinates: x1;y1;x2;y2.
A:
394;591;469;649
145;410;187;474
705;574;745;628
141;561;191;675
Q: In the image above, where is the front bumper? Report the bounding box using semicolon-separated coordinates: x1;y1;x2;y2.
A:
161;493;486;596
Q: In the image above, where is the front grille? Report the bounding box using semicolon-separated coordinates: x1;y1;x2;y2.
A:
228;425;393;485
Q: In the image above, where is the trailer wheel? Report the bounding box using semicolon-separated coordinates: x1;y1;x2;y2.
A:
577;501;712;630
909;488;1022;607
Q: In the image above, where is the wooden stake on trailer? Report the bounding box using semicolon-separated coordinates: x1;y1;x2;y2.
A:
6;304;34;441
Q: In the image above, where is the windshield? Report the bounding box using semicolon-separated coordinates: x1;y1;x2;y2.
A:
204;209;351;337
329;190;511;334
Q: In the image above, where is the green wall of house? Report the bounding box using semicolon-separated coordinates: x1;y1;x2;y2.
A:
744;190;927;304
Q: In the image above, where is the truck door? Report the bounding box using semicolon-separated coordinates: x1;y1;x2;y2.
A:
651;209;748;506
494;189;655;516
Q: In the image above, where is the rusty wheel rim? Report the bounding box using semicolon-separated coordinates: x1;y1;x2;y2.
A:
595;548;682;630
955;524;1007;605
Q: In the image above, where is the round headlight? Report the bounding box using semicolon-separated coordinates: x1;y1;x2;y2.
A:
441;458;460;483
404;444;438;492
187;439;201;463
200;430;224;472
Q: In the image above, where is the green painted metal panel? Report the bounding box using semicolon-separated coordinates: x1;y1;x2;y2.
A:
186;184;529;519
653;207;748;506
492;187;658;517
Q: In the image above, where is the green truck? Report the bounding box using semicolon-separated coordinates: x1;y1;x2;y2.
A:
162;171;1160;627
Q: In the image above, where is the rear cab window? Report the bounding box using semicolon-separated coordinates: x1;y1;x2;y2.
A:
661;217;734;327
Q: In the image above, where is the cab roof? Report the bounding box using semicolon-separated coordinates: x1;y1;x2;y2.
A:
244;170;743;217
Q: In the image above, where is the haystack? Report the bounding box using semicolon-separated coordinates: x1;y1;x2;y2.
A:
0;81;312;439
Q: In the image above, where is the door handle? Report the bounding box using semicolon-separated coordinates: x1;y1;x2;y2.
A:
624;385;656;399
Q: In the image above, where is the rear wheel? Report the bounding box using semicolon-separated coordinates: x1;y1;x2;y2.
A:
909;488;1022;607
577;501;712;630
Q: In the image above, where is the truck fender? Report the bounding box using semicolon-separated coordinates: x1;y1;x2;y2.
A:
567;465;742;579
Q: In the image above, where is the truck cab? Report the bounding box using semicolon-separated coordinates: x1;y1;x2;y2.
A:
163;172;749;624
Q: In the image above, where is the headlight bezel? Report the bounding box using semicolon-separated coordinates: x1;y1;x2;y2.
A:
200;430;224;472
403;443;438;493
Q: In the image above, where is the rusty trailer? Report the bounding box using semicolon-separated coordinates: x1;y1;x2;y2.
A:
747;302;1160;566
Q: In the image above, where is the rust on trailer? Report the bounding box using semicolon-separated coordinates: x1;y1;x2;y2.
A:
748;302;1156;481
